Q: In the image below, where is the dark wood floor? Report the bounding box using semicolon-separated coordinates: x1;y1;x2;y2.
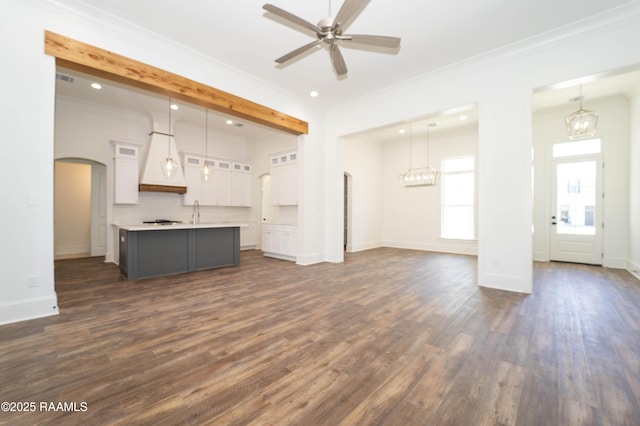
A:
1;248;640;425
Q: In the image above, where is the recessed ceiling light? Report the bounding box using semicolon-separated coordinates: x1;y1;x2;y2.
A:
90;82;102;90
170;104;179;111
226;119;234;125
310;90;319;98
459;115;467;121
398;129;406;134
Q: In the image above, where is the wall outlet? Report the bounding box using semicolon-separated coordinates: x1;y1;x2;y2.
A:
28;193;38;206
28;275;40;288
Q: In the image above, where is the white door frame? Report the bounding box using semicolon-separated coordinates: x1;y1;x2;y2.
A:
91;163;107;257
549;154;603;265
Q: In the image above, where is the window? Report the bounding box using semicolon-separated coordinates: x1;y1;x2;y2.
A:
441;156;475;240
552;138;601;158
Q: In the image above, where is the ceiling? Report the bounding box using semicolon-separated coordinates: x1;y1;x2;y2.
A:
51;0;638;106
55;67;283;140
52;0;640;141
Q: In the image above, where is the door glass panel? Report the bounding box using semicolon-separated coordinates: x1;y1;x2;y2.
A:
555;161;597;235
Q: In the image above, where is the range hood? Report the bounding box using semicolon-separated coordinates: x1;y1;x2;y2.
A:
139;112;187;194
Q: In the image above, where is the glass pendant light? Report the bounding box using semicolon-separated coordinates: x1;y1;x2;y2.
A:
161;98;179;178
399;121;440;187
565;85;598;140
201;108;212;182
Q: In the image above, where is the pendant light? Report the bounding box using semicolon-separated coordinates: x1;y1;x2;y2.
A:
160;98;179;178
201;108;212;182
399;122;415;186
423;123;440;186
399;121;440;187
565;85;598;140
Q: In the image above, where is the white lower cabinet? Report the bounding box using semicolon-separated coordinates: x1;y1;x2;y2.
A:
262;224;297;261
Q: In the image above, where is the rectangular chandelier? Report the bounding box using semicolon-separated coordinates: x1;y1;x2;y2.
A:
399;166;440;187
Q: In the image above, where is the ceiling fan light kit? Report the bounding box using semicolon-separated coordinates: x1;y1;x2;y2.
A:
263;0;401;77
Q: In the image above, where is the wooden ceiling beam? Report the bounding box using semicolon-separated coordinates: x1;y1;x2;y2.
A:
44;31;308;136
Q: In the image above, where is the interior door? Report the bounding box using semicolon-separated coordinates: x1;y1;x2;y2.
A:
549;156;603;265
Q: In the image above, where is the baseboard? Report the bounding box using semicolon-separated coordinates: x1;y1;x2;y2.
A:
347;241;383;253
55;252;90;260
0;295;59;326
604;257;627;269
295;252;325;265
382;240;478;256
628;259;640;281
263;252;296;262
55;245;90;257
479;272;532;294
532;250;548;262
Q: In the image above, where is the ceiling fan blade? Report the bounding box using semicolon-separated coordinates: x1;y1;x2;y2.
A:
263;4;322;35
342;34;401;49
275;39;323;64
334;0;370;33
330;44;348;76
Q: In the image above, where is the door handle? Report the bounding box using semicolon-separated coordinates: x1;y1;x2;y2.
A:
551;222;557;225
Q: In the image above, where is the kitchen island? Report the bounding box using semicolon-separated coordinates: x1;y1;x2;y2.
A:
116;223;245;280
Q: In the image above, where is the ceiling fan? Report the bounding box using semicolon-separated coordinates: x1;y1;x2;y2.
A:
262;0;401;77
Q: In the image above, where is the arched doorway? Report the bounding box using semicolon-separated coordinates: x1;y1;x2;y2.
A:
54;158;107;259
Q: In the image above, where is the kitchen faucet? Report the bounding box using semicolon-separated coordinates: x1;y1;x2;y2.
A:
191;200;200;224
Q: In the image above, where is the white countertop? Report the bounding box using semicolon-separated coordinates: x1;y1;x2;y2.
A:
115;223;248;231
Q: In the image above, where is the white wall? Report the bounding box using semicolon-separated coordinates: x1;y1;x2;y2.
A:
629;84;640;279
54;161;91;257
344;124;478;255
343;137;384;251
0;0;320;324
55;96;302;263
3;0;640;324
382;125;478;255
533;96;630;267
247;132;298;226
1;1;59;323
324;4;640;294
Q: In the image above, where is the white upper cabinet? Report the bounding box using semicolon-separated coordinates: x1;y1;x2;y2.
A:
209;160;232;206
231;162;252;207
112;141;141;204
182;154;203;206
270;151;298;206
182;153;252;207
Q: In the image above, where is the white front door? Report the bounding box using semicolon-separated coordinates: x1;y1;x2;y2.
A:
549;156;603;265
